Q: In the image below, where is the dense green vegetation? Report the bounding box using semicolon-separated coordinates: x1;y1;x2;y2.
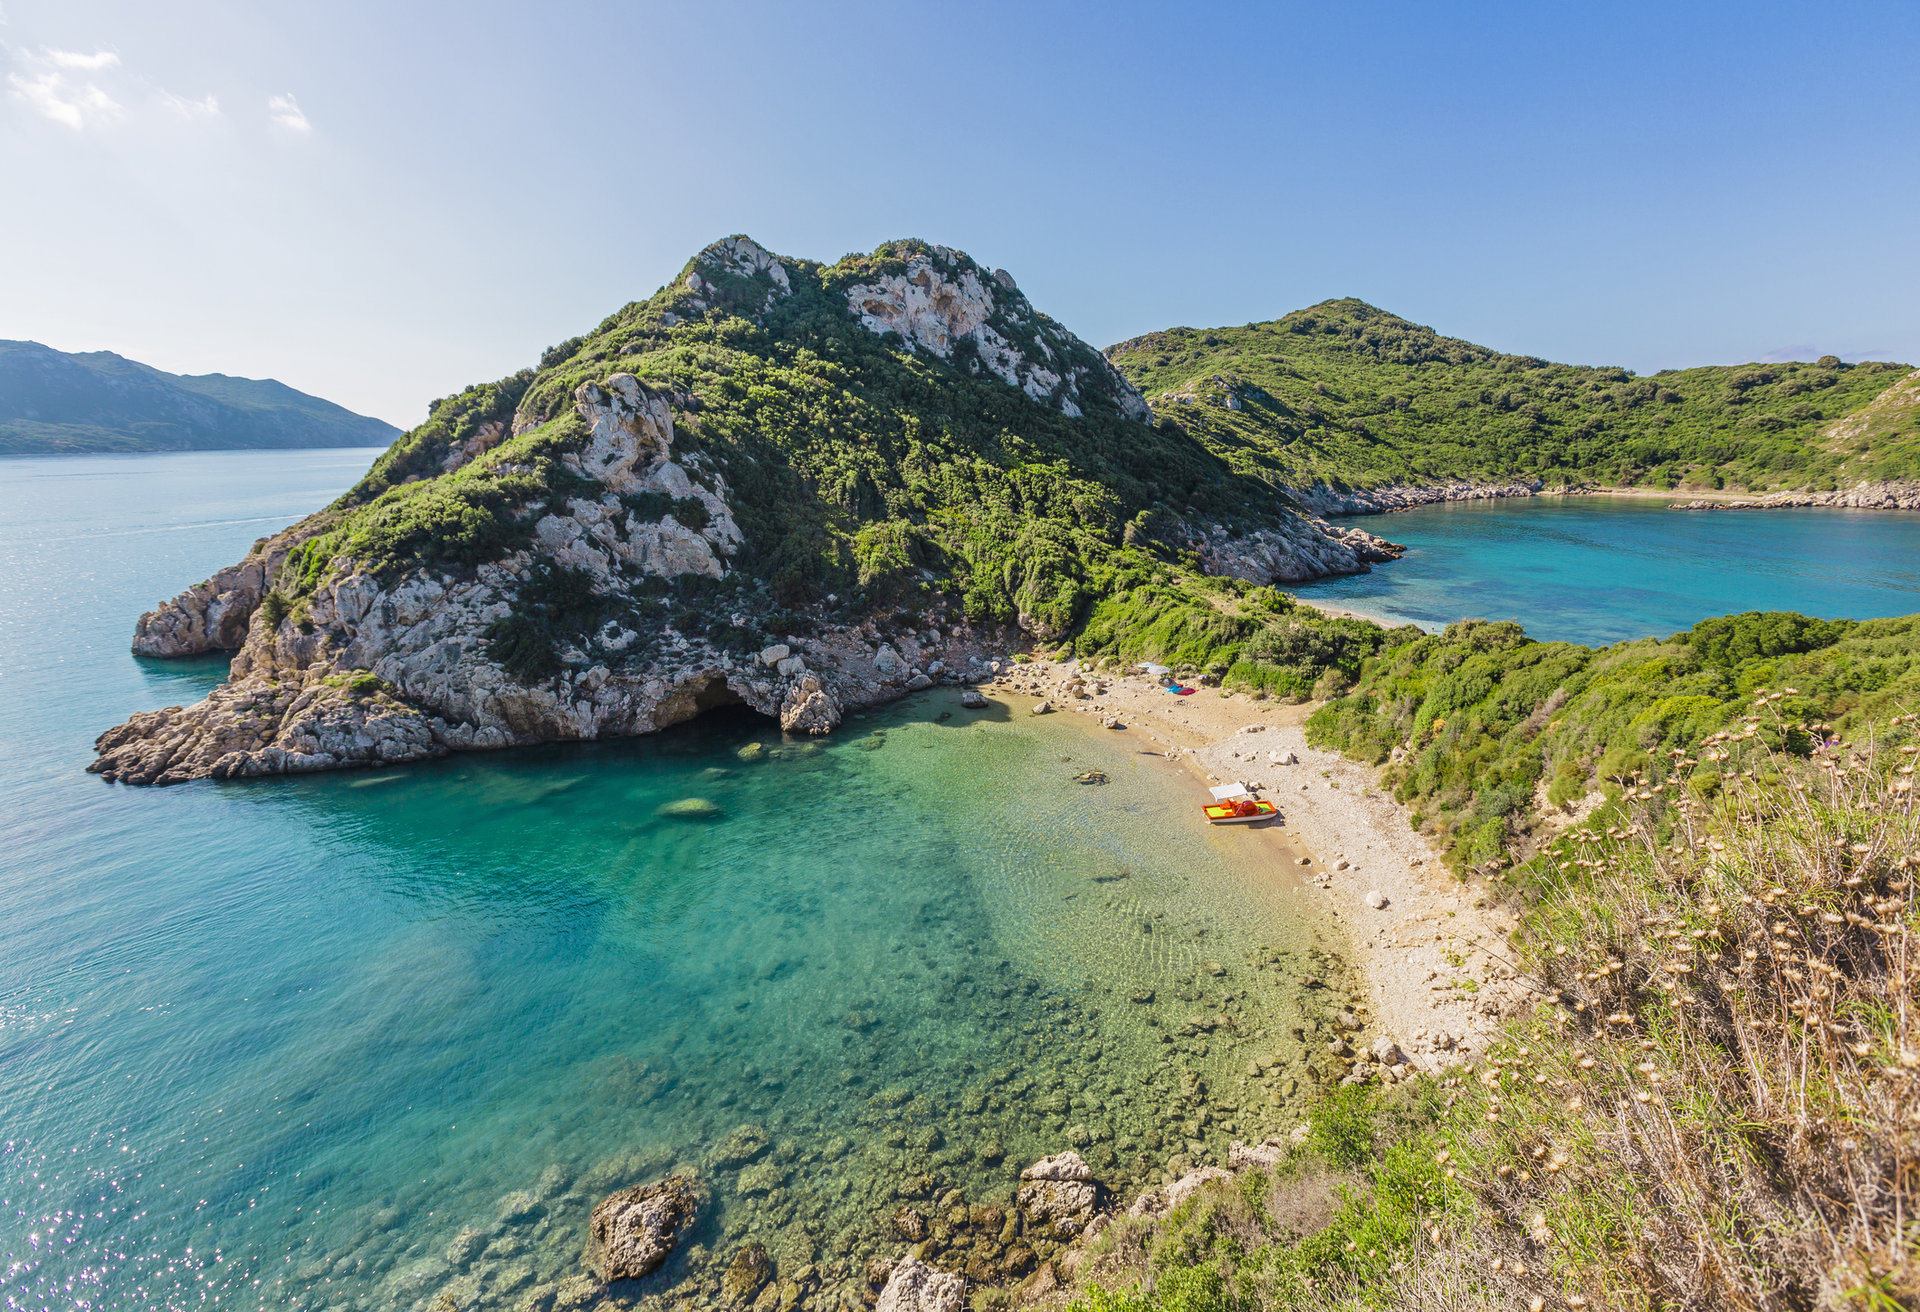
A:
0;339;398;454
271;238;1914;687
1305;609;1920;869
275;238;1424;689
1063;706;1919;1310
1107;302;1914;493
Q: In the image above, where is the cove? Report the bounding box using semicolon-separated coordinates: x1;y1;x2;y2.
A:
1294;495;1920;645
0;453;1349;1312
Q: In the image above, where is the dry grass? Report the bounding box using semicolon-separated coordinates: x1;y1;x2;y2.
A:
1446;705;1920;1309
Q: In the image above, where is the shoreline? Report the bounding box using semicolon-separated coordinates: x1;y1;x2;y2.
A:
1289;596;1414;630
982;660;1531;1071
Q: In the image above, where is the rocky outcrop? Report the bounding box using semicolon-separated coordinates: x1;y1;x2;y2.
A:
93;370;1008;786
131;556;270;657
874;1257;965;1312
1195;517;1404;585
844;244;1151;423
1290;480;1542;518
583;1175;702;1282
1670;480;1920;511
130;516;332;657
1016;1151;1100;1237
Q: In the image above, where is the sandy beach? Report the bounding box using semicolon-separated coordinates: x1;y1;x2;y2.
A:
981;659;1536;1072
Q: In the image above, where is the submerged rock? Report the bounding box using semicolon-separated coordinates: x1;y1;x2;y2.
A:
583;1174;703;1282
721;1242;772;1304
711;1123;771;1168
657;797;722;820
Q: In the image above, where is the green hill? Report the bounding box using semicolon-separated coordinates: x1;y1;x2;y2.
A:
268;237;1407;695
1106;300;1915;493
0;339;399;454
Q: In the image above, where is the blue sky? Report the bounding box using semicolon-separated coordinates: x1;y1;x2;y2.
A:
3;0;1916;427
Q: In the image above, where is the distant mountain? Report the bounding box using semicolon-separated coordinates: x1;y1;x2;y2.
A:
0;340;400;454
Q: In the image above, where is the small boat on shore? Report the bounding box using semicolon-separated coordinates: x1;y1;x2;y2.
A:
1203;783;1277;824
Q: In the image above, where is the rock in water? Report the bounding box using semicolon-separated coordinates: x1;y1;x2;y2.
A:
721;1242;772;1304
583;1174;702;1282
874;1256;965;1312
656;797;722;820
1016;1150;1099;1236
709;1123;771;1167
959;689;988;709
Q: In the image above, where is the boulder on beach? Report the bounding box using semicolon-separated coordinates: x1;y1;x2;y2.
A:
583;1174;703;1282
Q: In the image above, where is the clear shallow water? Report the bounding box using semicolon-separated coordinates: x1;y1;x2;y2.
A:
1295;496;1920;645
0;454;1339;1312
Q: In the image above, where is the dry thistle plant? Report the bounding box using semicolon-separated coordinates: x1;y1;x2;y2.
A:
1439;704;1919;1310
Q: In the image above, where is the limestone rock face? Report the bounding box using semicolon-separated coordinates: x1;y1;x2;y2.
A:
682;236;794;319
1195;517;1403;585
780;674;842;736
97;365;1002;784
132;557;268;656
874;1256;965;1312
582;1174;702;1282
844;245;1150;423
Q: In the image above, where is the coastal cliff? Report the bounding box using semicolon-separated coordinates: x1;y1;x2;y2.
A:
95;237;1402;785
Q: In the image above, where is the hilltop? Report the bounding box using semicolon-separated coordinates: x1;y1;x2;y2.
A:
1106;300;1915;496
0;339;399;454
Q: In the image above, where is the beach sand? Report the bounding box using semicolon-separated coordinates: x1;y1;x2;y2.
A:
981;660;1536;1071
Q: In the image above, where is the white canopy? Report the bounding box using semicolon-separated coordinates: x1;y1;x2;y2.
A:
1137;662;1171;676
1210;782;1252;801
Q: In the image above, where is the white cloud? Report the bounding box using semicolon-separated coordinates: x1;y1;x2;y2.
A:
48;48;119;70
8;66;121;130
160;89;219;118
268;92;310;132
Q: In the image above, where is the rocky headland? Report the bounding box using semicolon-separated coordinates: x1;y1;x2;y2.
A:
91;237;1421;786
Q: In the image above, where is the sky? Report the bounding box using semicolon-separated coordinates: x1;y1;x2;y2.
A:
2;0;1917;429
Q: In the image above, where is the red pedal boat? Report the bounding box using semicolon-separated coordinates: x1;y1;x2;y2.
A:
1203;783;1276;824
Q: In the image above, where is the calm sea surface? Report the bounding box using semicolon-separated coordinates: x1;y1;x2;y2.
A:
1296;495;1920;644
0;452;1336;1312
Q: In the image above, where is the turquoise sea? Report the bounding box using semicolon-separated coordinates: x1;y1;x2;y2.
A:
1295;495;1920;645
8;458;1920;1312
0;453;1339;1312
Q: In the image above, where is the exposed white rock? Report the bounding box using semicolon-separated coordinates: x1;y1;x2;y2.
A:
875;1257;964;1312
844;245;1150;422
